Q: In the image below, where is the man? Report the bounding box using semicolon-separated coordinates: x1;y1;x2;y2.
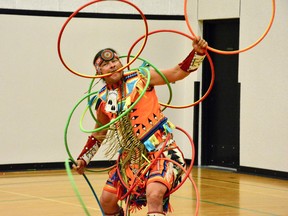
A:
73;37;208;216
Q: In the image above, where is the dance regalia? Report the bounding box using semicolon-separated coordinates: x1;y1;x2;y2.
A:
92;66;186;213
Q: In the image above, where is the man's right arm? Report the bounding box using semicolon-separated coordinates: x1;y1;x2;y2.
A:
73;105;110;175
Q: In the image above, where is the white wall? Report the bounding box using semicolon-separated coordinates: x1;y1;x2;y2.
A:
238;0;288;172
0;0;287;173
197;0;288;172
198;0;240;20
0;13;194;164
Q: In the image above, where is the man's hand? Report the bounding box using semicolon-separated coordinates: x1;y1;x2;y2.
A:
193;37;208;55
72;159;86;175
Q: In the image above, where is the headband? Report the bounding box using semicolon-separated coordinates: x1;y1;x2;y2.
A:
95;49;119;66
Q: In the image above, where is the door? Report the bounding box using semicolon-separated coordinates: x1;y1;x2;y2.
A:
201;19;240;168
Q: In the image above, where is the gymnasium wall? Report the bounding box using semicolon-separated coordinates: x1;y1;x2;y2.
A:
198;0;288;172
238;0;288;172
0;0;287;173
0;17;196;163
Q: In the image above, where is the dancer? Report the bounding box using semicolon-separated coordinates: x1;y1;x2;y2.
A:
73;36;208;216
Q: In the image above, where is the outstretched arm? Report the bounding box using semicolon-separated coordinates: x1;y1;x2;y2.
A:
149;37;208;86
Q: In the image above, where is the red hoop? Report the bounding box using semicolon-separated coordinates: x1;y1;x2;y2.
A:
184;0;276;55
127;29;215;109
57;0;149;79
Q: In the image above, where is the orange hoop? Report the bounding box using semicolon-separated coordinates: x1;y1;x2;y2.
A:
184;0;276;55
57;0;149;79
127;29;215;109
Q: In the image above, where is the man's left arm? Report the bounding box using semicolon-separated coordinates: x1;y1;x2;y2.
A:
149;37;208;86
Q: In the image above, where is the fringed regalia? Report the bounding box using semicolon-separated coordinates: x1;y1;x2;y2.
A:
92;67;186;213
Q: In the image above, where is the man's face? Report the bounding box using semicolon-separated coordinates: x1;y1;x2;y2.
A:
97;58;123;84
95;50;123;84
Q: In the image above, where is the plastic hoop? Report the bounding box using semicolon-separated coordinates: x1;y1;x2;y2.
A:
127;29;215;109
115;133;171;200
79;67;151;133
184;0;276;55
114;126;198;211
57;0;149;78
64;91;99;163
121;55;173;111
65;159;105;216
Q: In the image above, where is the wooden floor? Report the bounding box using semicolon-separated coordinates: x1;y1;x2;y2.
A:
0;167;287;216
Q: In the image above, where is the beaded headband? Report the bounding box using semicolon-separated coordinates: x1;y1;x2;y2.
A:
95;49;119;66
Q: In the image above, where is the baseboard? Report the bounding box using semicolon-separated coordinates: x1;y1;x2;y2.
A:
0;160;116;172
238;166;288;180
3;161;286;180
0;159;193;172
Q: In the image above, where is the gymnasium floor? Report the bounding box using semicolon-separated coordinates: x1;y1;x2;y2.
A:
0;167;287;216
